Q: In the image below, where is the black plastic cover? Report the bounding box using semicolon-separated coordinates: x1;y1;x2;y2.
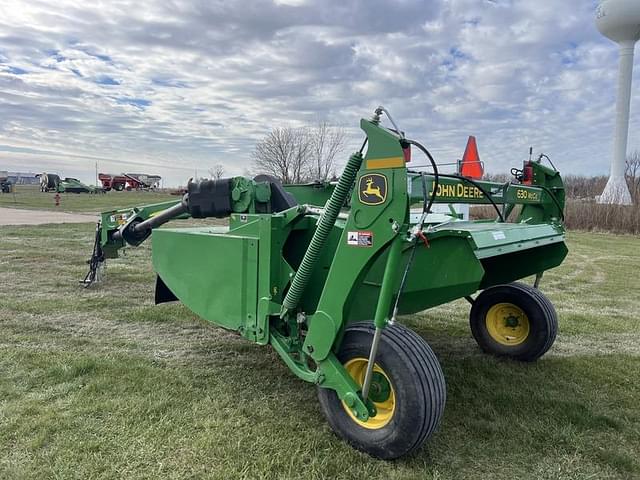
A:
253;174;298;213
186;178;232;218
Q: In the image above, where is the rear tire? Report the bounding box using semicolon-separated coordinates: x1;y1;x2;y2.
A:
317;322;446;460
470;282;557;361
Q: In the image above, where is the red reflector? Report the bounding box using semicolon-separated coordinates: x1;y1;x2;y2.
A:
523;163;534;185
460;136;483;179
403;145;411;163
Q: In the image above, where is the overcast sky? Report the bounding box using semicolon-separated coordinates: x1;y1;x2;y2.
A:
0;0;637;186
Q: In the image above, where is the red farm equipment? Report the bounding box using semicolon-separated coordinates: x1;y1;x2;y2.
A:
99;173;161;191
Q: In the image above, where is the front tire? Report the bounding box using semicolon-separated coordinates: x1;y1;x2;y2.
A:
317;322;446;460
470;282;558;361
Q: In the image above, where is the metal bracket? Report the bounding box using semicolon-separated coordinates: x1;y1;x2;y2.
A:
534;272;543;289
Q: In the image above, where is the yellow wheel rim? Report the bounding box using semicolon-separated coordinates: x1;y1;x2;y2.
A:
341;357;396;430
485;303;530;346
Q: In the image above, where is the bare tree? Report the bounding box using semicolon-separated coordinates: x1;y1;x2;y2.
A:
252;127;311;184
307;122;346;182
625;150;640;203
252;122;345;184
208;164;225;180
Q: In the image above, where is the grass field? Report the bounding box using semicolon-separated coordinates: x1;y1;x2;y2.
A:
1;218;639;478
0;185;175;213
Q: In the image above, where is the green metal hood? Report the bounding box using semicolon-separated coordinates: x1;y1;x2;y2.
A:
427;220;568;289
428;221;566;260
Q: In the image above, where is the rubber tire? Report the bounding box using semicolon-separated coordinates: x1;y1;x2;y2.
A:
470;282;557;362
317;322;446;460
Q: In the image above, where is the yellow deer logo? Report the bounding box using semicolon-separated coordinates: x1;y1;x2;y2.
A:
362;177;384;201
359;174;387;205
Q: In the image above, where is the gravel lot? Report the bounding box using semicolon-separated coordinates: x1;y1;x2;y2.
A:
0;207;96;226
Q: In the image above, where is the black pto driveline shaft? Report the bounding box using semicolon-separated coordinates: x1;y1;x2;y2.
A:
132;201;188;233
112;201;187;242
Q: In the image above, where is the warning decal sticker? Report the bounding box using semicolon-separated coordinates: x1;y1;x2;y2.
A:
347;231;373;247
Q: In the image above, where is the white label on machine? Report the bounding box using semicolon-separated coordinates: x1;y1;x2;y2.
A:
110;213;129;225
492;230;506;240
347;231;373;247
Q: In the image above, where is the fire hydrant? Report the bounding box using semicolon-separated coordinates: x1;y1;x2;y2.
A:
54;192;60;207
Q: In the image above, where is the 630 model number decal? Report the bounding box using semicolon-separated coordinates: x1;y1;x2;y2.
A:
516;189;540;201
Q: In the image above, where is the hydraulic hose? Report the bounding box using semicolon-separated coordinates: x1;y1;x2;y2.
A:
536;185;565;222
405;139;439;214
281;151;364;315
389;138;439;323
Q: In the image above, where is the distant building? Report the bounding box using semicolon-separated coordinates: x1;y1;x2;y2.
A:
0;171;40;185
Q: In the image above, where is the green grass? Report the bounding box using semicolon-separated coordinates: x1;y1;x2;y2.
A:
0;223;639;479
0;185;176;213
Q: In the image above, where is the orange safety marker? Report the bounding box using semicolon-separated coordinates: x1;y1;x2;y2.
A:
460;136;483;179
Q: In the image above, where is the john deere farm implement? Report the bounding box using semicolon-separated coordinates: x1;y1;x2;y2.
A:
83;108;567;459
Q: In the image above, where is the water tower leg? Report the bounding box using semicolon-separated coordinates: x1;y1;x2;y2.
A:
599;41;635;205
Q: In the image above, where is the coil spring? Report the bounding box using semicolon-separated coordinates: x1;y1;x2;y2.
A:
281;152;364;313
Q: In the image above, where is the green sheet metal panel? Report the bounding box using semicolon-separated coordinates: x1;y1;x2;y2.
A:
311;219;568;323
347;221;567;320
398;236;485;312
451;222;565;257
347;236;485;320
428;221;568;289
478;242;568;288
152;228;259;333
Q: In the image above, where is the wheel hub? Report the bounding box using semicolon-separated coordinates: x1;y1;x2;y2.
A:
341;357;396;429
485;303;530;346
368;371;392;403
505;315;519;328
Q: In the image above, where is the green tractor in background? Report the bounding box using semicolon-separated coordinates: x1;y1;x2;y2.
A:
39;173;104;194
57;177;104;194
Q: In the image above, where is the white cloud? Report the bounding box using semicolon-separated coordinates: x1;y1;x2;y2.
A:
0;0;638;185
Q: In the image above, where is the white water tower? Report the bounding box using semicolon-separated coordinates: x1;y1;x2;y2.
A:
596;0;640;205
